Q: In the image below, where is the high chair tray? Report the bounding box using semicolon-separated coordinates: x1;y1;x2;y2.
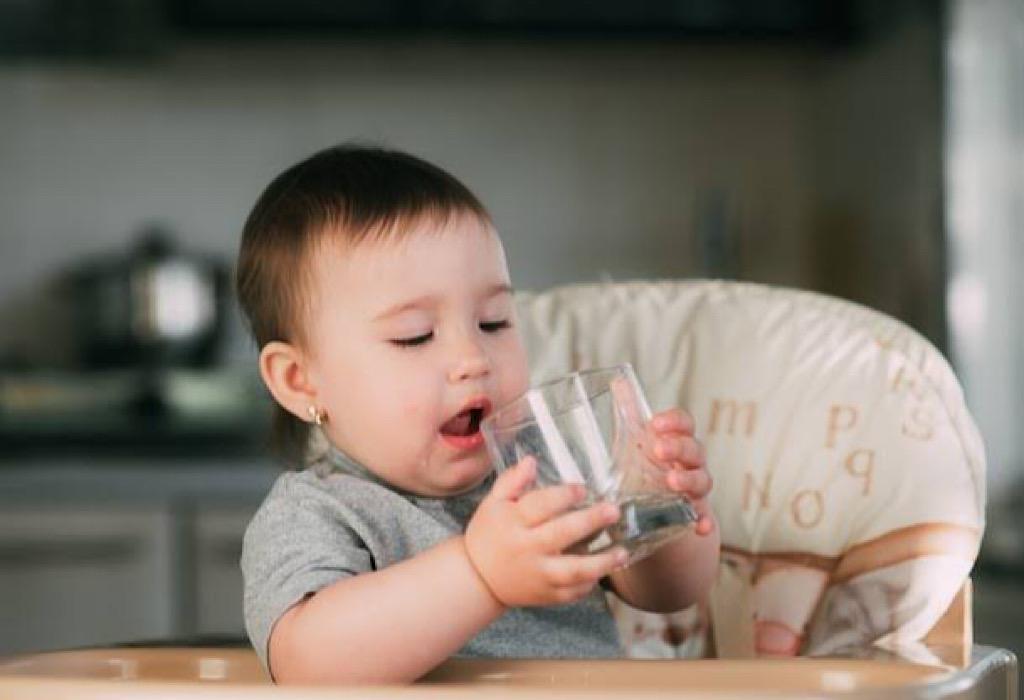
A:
0;644;1015;699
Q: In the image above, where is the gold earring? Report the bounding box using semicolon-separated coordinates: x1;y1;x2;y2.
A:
307;405;327;426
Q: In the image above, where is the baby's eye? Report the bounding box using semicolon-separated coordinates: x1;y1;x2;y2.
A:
391;332;434;348
480;320;511;333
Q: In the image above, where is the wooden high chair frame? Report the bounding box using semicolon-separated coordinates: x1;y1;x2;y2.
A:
925;580;973;666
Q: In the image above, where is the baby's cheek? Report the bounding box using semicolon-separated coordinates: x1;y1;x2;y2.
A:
401;401;439;439
401;400;425;421
509;369;529;399
506;354;531;397
501;331;530;390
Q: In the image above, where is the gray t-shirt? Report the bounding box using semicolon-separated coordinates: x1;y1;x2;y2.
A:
241;445;622;672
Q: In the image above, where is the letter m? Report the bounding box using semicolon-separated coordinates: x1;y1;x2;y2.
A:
709;399;757;437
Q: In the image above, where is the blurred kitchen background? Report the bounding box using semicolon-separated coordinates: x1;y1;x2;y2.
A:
0;0;1021;660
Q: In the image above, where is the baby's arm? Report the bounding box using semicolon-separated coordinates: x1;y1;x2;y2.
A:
269;534;499;684
609;408;720;613
609;511;720;613
269;457;625;685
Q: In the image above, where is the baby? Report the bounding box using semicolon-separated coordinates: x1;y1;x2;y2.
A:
237;145;720;684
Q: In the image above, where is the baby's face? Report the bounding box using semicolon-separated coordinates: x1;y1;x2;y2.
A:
303;214;530;496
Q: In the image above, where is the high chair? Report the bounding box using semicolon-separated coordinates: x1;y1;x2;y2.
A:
0;280;1016;698
517;279;986;663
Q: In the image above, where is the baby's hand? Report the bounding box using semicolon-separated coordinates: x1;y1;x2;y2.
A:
646;408;716;536
464;457;628;608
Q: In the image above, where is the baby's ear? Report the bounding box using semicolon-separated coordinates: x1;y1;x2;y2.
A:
259;340;317;421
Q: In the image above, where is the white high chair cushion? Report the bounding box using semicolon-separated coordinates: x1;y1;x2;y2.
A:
516;280;985;658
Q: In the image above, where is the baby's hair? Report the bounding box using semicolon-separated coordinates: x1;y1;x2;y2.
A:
236;143;491;465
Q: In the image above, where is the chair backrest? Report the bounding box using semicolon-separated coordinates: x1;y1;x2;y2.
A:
516;280;985;659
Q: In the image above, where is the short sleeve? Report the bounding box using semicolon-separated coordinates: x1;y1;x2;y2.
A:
241;474;374;673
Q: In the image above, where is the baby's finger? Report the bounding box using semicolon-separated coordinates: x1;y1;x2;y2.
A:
667;469;713;498
535;501;620;553
544;547;629;588
653;436;704;466
611;375;646;428
517;483;587;527
553;582;601;605
695;513;716;537
681;497;716;537
651;408;695;436
488;456;537;502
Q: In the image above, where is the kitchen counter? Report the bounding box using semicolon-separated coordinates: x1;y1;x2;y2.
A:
0;456;280;505
0;368;273;459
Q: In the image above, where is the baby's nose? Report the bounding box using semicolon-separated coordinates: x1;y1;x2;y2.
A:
448;348;490;383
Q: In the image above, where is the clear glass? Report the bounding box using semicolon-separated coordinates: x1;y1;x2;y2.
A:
481;363;697;564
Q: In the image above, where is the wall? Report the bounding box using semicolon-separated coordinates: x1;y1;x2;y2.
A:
946;0;1024;496
806;9;946;347
0;38;814;366
0;22;947;370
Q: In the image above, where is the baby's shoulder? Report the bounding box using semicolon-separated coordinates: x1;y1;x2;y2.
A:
245;469;387;547
263;466;395;509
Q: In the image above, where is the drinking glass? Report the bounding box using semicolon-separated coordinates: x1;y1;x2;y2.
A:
481;363;698;564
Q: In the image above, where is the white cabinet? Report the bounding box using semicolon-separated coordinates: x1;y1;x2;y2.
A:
0;506;176;655
0;461;278;654
194;507;256;636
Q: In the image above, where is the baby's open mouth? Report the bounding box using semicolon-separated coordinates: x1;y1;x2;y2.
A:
439;398;492;445
440;407;485;437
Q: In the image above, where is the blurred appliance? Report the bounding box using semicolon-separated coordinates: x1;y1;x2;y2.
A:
0;227;262;457
62;225;228;369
